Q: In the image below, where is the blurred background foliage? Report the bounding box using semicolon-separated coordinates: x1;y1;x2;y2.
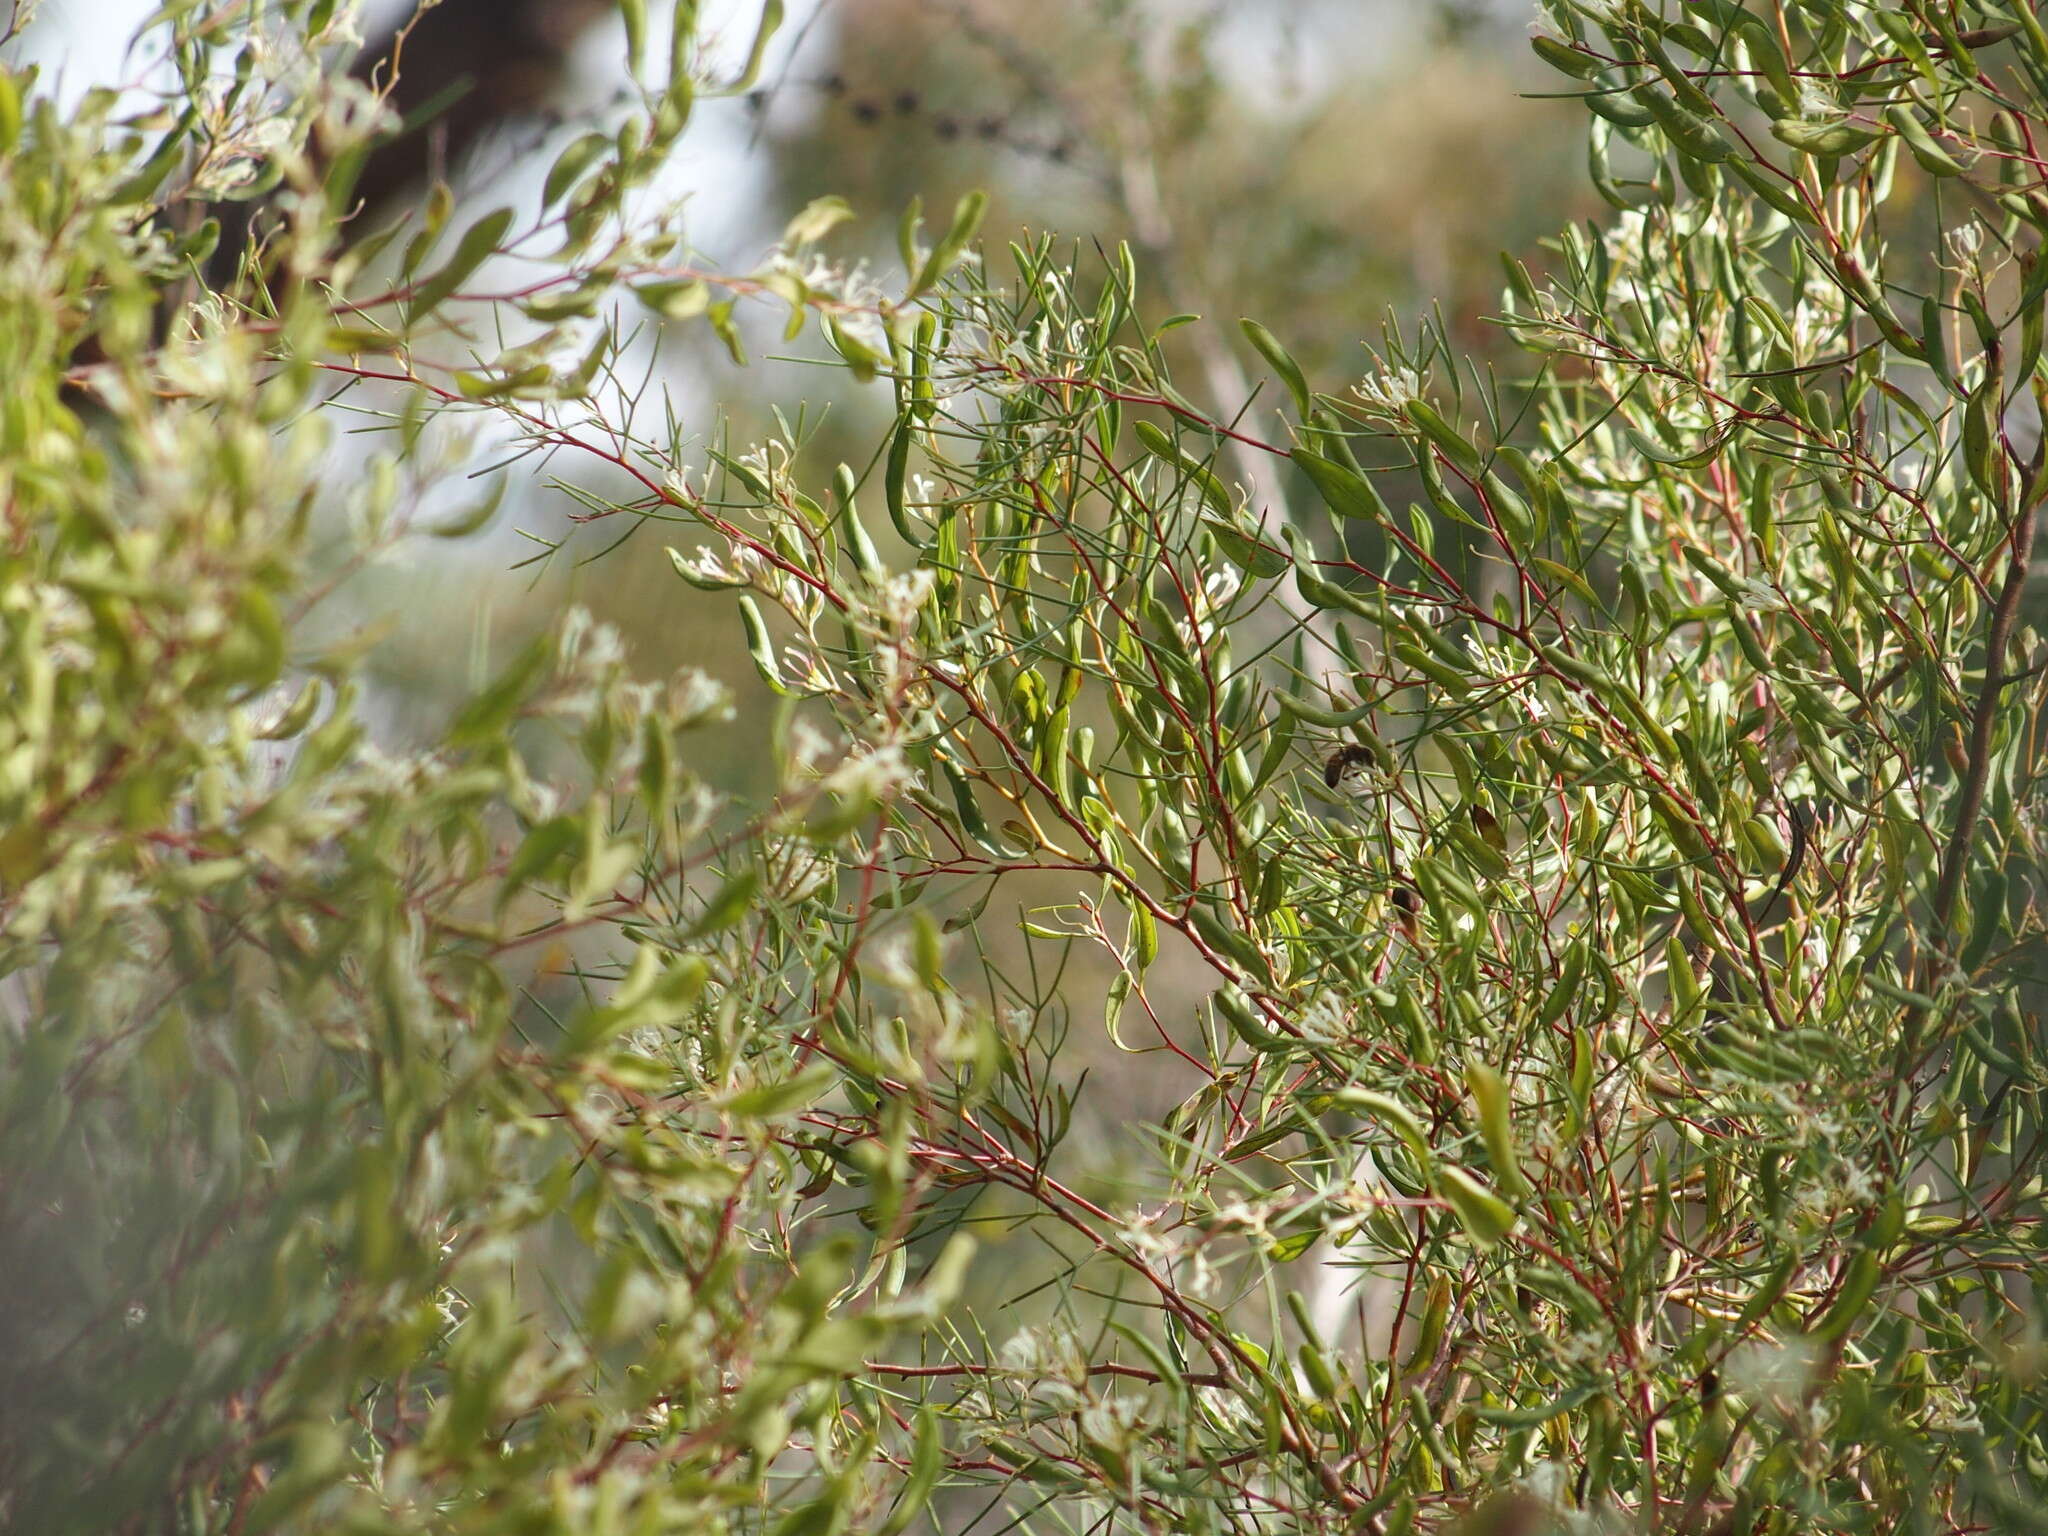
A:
13;0;2048;1528
21;0;1585;1126
3;1;1581;1524
650;0;1592;691
655;0;1589;1169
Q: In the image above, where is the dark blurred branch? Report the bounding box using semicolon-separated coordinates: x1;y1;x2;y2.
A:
211;0;609;282
346;0;609;218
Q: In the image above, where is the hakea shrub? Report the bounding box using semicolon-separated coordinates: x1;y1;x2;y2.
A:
3;2;2047;1533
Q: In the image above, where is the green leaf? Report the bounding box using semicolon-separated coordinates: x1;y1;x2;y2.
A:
909;189;988;297
256;679;323;741
824;315;885;383
407;206;515;317
1466;1062;1531;1198
721;0;784;94
1136;419;1233;517
543;131;611;207
1436;1165;1519;1249
1401;1277;1451;1373
1292;448;1390;522
619;0;647;67
911;910;944;992
111;106;198;205
1127;898;1158;971
738;594;791;695
1239;318;1311;415
1530;34;1603;80
708;298;747;364
1809;1249;1881;1340
1771;117;1885;156
429;479;505;538
1963;372;2006;499
1403;399;1484;477
448;636;550;747
1266;1228;1319;1263
1330;1088;1431;1163
724;1062;839;1120
501;816;579;897
874;1409;945;1536
688;869;761;937
1472;1383;1600;1428
785;194;854;246
1886;105;1965;176
0;68;20;154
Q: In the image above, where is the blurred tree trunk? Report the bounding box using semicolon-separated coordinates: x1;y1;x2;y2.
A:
210;0;609;281
345;0;610;218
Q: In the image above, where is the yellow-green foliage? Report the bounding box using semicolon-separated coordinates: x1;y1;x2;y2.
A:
5;3;2048;1534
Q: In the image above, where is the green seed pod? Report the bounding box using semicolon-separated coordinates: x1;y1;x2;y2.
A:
1217;986;1293;1053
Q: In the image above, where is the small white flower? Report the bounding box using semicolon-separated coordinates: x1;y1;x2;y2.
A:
667;668;734;727
1727;1336;1823;1404
1200;566;1243;611
518;779;566;823
1602;209;1651;266
1794;82;1841;121
1078;1396;1147;1452
736;440;794;500
781;646;838;694
1208;1201;1274;1239
874;568;935;628
668;544;755;588
834;306;890;358
1297;990;1350;1043
999;1322;1087;1401
1351;364;1426;419
1736;577;1786;612
762;835;836;900
1119;1207;1184;1266
787;719;835;777
557;607;626;674
821;742;920;802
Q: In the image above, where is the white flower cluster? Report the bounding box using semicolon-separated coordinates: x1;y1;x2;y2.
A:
760;835;837;902
770;250;893;354
1169;566;1244;654
786;719;835;779
557;605;627;678
1351;363;1427;421
736;439;793;501
998;1321;1090;1409
1296;990;1352;1043
1076;1396;1150;1460
820;741;922;804
853;565;937;704
671;536;822;625
778;643;839;695
870;568;936;631
1784;1151;1880;1230
668;543;761;588
1792;81;1843;122
664;668;734;729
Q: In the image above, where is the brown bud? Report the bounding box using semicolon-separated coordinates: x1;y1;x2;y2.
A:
1944;722;1971;778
